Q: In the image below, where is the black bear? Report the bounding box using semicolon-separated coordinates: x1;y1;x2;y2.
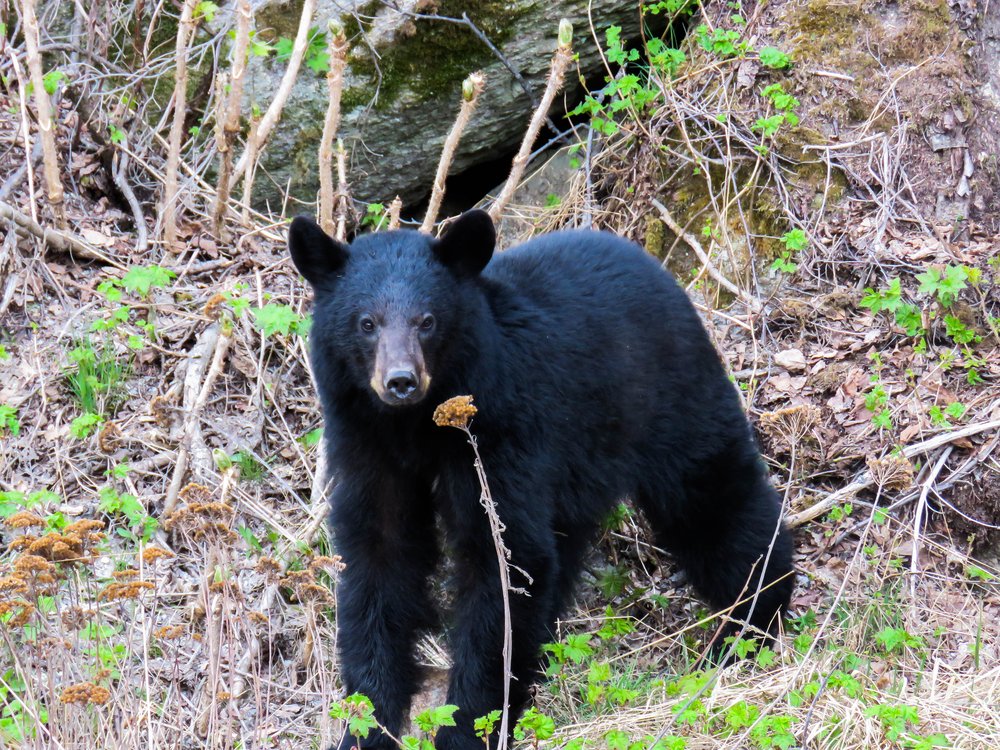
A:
288;210;793;750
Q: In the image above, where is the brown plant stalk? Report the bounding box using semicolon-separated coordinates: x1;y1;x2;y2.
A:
212;0;252;240
232;0;317;187
489;20;573;222
19;0;66;228
421;72;485;234
163;0;198;251
319;21;349;236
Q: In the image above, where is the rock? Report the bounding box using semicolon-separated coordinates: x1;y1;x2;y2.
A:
237;0;648;208
774;348;807;372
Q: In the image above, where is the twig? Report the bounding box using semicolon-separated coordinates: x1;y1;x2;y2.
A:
650;198;758;308
19;0;66;228
318;21;349;237
387;196;402;230
787;410;1000;527
241;112;262;224
111;150;148;253
910;447;951;597
162;323;230;516
335;139;350;243
212;0;252;241
489;21;573;222
232;0;317;184
0;199;126;268
421;72;485;234
163;0;198;252
462;429;516;750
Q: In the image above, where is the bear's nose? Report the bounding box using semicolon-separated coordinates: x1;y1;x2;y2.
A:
385;370;417;399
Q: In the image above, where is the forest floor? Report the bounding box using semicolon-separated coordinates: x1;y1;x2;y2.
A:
2;12;1000;750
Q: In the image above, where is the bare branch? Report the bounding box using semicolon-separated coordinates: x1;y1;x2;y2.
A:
319;21;349;236
19;0;66;228
489;21;573;222
232;0;317;185
163;0;198;252
421;72;485;235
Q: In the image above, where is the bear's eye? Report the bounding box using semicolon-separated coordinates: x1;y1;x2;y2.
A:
359;316;376;334
419;314;436;332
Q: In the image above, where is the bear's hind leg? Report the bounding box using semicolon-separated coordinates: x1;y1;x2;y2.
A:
637;466;793;644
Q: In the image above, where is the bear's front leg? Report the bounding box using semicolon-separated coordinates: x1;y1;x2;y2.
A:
436;521;558;750
332;474;439;750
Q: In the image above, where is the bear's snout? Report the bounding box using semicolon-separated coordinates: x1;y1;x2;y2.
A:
370;324;430;406
384;369;418;400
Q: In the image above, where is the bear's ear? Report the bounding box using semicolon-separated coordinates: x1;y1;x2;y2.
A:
434;209;495;277
288;215;349;286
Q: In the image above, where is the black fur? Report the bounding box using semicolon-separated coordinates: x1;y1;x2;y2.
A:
289;211;793;750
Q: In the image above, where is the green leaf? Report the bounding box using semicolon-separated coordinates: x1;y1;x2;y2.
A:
42;70;68;95
275;37;294;61
330;694;377;738
782;228;807;251
944;315;976;344
414;705;459;734
252;304;302;337
70;412;103;439
759;46;791;69
473;709;502;739
195;1;219;21
752;114;785;137
306;51;330;74
0;404;20;436
755;645;777;668
121;265;176;297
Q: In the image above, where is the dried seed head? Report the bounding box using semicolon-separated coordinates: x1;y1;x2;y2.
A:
60;682;111;706
154;624;186;640
203;292;227;319
150;395;174;427
97;422;121;453
759;404;820;446
309;555;345;573
5;512;46;529
866;454;914;491
141;546;176;565
98;581;154;602
433;395;477;429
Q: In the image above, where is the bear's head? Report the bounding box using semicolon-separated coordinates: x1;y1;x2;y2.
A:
288;210;496;408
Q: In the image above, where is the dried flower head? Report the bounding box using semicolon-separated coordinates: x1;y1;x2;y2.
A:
63;519;105;536
0;599;35;627
27;532;84;563
433;395;477;429
154;624;186;640
13;554;56;579
97;422;121;453
256;557;282;579
179;483;213;505
112;568;140;580
866;454;914;491
150;395;174;428
309;555;345;574
98;581;155;602
759;405;821;446
203;292;227;319
5;511;46;529
60;682;111;705
0;576;29;597
279;568;335;606
141;546;176;565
